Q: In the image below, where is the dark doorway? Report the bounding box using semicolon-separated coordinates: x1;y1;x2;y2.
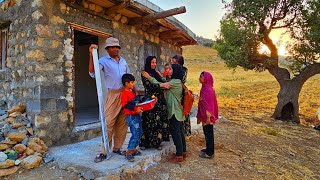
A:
74;30;99;125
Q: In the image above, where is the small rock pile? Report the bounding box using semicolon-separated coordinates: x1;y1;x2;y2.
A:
0;103;48;177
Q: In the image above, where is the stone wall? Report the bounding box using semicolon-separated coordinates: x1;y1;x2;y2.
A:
0;0;182;146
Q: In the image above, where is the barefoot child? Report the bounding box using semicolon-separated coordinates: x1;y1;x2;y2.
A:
197;71;219;159
121;74;143;162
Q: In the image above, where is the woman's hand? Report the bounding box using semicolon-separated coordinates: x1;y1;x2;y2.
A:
160;82;172;89
142;71;150;79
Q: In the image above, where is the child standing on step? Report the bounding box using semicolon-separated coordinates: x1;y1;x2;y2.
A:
197;71;219;159
121;74;143;162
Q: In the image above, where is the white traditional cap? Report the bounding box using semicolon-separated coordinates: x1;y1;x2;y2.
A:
105;37;121;49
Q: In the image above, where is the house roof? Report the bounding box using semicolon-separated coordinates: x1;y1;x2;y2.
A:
65;0;197;46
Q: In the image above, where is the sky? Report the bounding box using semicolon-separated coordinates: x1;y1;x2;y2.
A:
148;0;226;40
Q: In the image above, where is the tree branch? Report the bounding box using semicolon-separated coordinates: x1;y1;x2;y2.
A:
295;62;320;84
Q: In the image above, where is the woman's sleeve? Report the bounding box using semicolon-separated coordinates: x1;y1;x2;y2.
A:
142;75;161;91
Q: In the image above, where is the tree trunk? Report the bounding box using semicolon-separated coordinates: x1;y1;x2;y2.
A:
272;80;303;123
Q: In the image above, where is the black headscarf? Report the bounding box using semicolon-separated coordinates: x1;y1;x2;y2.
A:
172;54;184;66
171;64;183;81
144;56;162;82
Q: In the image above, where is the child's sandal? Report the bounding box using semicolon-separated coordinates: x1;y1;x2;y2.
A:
132;150;142;156
94;153;106;163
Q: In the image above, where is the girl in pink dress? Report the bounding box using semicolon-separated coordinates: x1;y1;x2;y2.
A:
197;71;219;159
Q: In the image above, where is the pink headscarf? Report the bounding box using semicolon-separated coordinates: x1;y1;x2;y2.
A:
196;71;219;124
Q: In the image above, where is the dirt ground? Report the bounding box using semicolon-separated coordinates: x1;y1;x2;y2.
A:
4;46;320;179
5;113;320;180
124;112;320;180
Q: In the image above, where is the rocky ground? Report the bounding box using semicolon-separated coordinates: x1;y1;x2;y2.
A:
123;113;320;180
4;112;320;179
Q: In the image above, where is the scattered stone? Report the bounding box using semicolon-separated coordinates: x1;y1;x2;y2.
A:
0;101;6;110
1;123;11;136
0;113;8;121
7;132;26;142
82;171;95;180
0;143;12;150
26;127;34;135
27;142;43;153
5;117;15;124
9;112;22;118
43;156;54;164
289;152;295;157
154;155;161;162
28;137;48;153
14;144;27;154
0;152;7;162
14;159;21;166
0;110;6;116
2;137;18;145
26;122;32;128
20;155;42;170
0;159;15;169
24;147;35;156
258;170;266;174
0;132;4;142
7;104;25;115
22;136;29;146
123;168;135;177
66;166;78;173
12;116;27;128
0;166;19;177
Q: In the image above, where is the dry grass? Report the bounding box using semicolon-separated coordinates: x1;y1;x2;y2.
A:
126;45;320;180
183;45;320;125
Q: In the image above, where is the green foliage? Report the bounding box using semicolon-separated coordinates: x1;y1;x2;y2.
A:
288;0;320;71
216;0;319;75
214;19;258;70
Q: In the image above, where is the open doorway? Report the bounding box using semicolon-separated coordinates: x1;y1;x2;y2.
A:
74;30;99;126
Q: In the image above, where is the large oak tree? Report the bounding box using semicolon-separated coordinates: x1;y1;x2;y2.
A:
215;0;320;123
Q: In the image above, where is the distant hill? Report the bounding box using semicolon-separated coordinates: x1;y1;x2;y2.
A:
195;36;214;47
182;45;221;64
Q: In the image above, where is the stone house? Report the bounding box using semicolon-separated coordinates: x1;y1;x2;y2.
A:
0;0;196;146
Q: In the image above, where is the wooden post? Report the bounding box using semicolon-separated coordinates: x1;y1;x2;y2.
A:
92;49;112;160
128;6;186;25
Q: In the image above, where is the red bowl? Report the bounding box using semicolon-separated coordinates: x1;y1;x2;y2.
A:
136;98;157;111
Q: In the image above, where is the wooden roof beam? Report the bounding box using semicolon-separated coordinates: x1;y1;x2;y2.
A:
128;6;186;26
104;0;133;16
159;30;182;39
146;25;169;34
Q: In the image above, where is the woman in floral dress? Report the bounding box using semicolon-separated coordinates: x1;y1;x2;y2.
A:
140;56;170;150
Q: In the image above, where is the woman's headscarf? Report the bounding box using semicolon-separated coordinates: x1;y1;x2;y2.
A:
196;71;219;124
172;54;184;66
144;56;162;82
171;64;183;81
